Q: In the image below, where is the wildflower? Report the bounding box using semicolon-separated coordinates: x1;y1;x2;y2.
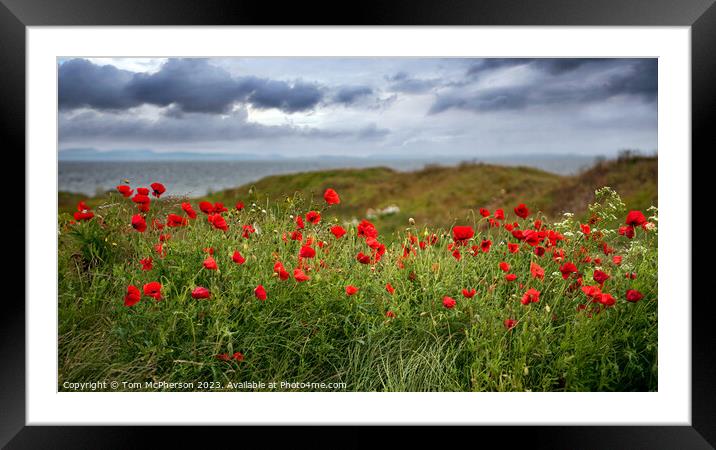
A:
150;182;166;198
254;285;267;300
140;257;153;271
508;243;520;253
324;188;341;205
346;285;359;296
479;208;490;217
505;274;517;282
625;210;647;227
504;318;518;330
203;256;218;271
593;269;610;285
131;214;147;232
167;213;187;228
618;225;635;239
213;202;228;213
73;201;95;221
216;353;230;361
612;255;622;265
124;285;141;307
442;296;456;309
514;203;530;219
356;252;371;264
580;224;591;235
626;289;644;303
181;202;197;219
599;293;616;307
191;286;211;299
330;225;347;238
530;262;545;280
559;262;578;279
306;211;321;224
233;352;244;361
386;283;395;295
480;239;492;253
386;310;396;318
143;281;162;301
199;201;214;214
462;288;476;298
499;262;510;272
521;288;540;305
299;245;316;259
494;209;505;220
357;220;379;239
452;226;474;244
242;224;256;239
209;214;228;231
116;185;133;197
294;268;310;282
232;251;246;265
235;201;244;211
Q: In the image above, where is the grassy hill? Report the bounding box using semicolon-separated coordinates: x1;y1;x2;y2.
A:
59;155;657;236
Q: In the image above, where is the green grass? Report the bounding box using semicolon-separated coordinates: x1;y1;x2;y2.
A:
58;177;658;392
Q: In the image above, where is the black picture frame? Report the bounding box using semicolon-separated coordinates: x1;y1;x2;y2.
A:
4;0;713;447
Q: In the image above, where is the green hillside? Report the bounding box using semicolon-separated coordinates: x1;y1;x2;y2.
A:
59;155;657;236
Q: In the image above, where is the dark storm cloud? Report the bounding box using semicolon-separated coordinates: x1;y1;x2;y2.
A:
59;108;390;143
430;58;657;114
59;58;325;114
386;71;440;94
333;85;374;105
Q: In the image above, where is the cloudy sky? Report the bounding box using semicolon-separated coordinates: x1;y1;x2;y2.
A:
58;57;657;158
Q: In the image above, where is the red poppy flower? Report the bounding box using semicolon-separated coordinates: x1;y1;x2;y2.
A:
508;243;520;253
357;220;378;239
386;311;396;318
521;288;540;305
154;243;165;258
295;215;305;229
181;202;197;219
505;274;517;282
203;256;218;271
288;230;302;241
612;255;622;265
232;251;246;265
132;193;151;205
625;210;647;227
216;353;230;361
559;262;578;279
593;269;610;285
499;262;510;272
452;226;474;243
324;188;341;205
514;203;530;219
242;224;256;239
73;210;95;221
116;185;133;197
580;224;591;235
191;286;211;299
299;245;316;259
124;285;141;307
235;201;244;211
442;296;456;309
599;293;616;307
626;289;644;303
504;318;517;330
462;288;476;298
143;281;162;301
305;211;321;224
330;225;346;238
131;214;147;232
140;257;153;271
530;261;545;280
618;225;635;239
135;187;149;196
254;284;267;300
150;182;166;198
452;249;462;261
233;352;245;361
167;213;188;227
198;201;214;214
494;209;505;220
534;246;546;257
479;208;490;217
386;283;395;295
294;268;310;282
209;214;228;231
356;252;371;264
480;239;492;253
346;285;359;296
626;272;638;280
212;202;228;213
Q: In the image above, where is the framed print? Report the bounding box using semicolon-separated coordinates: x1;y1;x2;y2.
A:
5;0;713;447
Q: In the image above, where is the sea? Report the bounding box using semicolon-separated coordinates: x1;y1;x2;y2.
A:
58;156;598;198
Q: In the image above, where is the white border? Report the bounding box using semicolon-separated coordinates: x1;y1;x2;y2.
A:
28;26;690;425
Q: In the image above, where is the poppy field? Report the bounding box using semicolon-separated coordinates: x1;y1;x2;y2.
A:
59;181;658;392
